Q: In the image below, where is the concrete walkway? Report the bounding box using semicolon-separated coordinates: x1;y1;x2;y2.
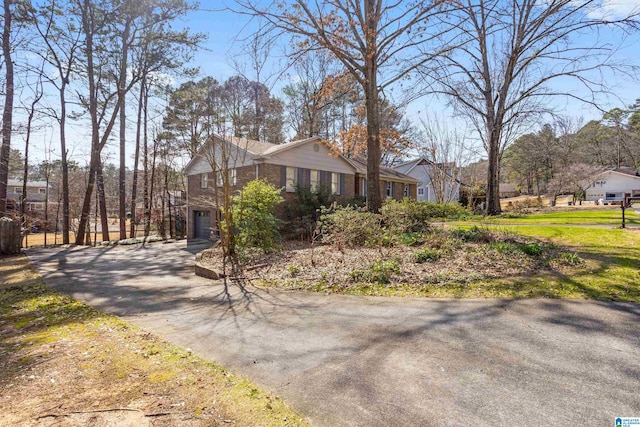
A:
27;241;640;427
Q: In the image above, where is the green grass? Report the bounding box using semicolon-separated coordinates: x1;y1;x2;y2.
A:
453;208;640;226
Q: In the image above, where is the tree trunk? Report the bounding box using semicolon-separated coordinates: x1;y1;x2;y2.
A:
0;0;14;216
130;78;145;238
59;84;70;244
119;96;127;239
118;20;131;240
96;161;109;242
364;69;382;213
485;130;502;215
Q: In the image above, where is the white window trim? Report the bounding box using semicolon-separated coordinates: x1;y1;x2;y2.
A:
332;172;340;195
286;167;296;192
385;182;392;198
200;173;208;189
231;168;237;186
310;170;319;191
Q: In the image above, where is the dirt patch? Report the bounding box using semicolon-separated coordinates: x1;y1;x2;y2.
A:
0;255;308;427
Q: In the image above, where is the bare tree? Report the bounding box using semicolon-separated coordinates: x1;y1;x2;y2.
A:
30;0;83;244
238;0;456;212
418;115;475;203
429;0;640;215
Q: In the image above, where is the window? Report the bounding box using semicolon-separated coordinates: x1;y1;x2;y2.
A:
385;182;392;198
418;187;424;196
200;173;208;189
403;184;409;197
286;167;296;192
14;187;23;194
231;168;237;186
216;171;223;187
332;173;340;195
310;170;319;190
361;178;367;196
39;188;46;194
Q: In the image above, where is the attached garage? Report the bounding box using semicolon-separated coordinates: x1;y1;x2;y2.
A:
193;210;211;240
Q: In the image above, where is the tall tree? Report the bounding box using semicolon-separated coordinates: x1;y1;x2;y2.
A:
239;0;455;212
0;0;15;215
30;0;83;244
429;0;640;215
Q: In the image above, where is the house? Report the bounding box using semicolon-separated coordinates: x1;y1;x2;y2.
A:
5;179;51;213
184;135;419;240
585;169;640;203
499;183;518;199
392;157;461;202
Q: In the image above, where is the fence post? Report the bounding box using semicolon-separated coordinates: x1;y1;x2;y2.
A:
0;217;22;255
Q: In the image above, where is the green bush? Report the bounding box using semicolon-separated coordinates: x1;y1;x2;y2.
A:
228;179;284;257
381;198;431;234
316;205;382;248
294;182;335;218
413;248;442;263
520;243;543;256
419;201;471;219
349;258;401;284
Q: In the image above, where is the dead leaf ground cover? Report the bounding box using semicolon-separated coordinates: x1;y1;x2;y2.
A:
202;225;592;299
0;255;309;427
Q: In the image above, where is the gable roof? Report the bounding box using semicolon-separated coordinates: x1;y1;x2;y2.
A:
593;169;640;182
393;157;462;184
349;158;419;184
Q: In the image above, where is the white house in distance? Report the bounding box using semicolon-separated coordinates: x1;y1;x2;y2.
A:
585;169;640;202
393;157;460;202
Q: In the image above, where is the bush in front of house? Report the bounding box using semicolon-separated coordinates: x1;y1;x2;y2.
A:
419;201;471;219
229;179;284;257
316;205;382;248
381;198;431;235
293;182;335;219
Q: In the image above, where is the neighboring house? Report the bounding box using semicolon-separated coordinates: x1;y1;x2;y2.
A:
184;135;419;240
499;183;518;199
585;169;640;202
5;179;51;213
392;157;460;202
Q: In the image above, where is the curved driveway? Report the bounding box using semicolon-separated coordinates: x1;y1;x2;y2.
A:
28;241;640;426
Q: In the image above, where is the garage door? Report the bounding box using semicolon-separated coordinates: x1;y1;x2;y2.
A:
193;211;211;240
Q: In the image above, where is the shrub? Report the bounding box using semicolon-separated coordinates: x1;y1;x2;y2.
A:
381;198;431;234
293;182;334;219
419;201;471;219
316;205;382;248
520;243;543;256
349;258;401;284
413;248;442;263
228;179;284;257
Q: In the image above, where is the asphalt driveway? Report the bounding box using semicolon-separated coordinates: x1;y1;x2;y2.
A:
27;241;640;426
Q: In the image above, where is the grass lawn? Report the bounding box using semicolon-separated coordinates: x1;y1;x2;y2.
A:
454;207;640;226
0;255;308;426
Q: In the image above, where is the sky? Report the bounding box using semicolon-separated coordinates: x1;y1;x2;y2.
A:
9;0;640;169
